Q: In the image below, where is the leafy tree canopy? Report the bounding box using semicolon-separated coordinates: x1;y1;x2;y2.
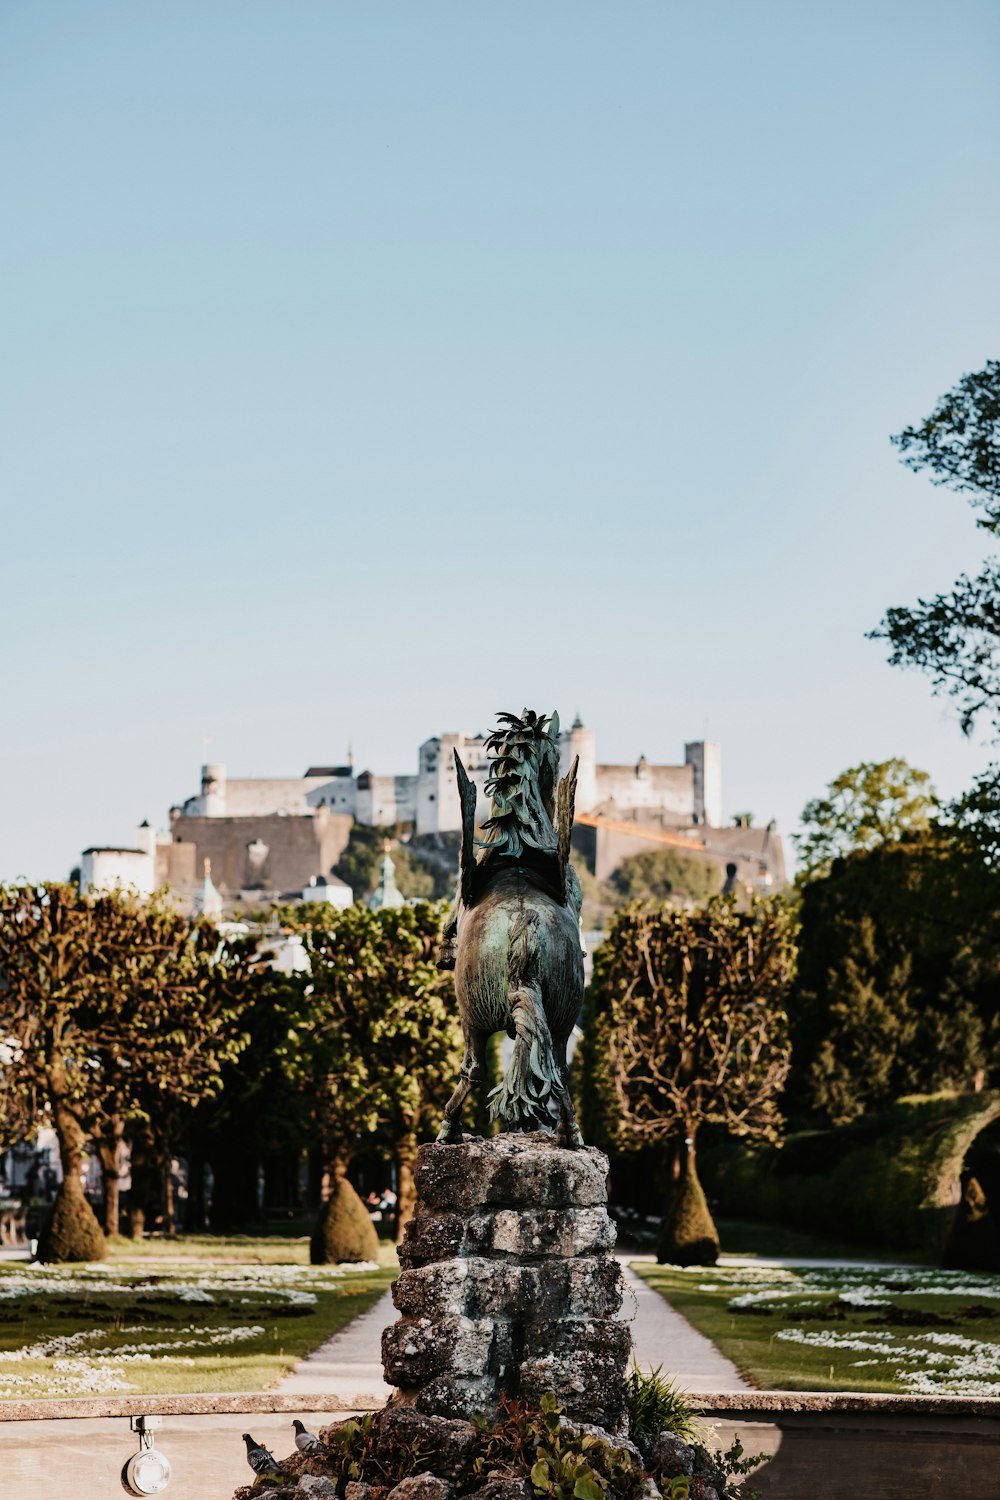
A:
892;359;1000;520
609;848;720;906
332;823;448;902
787;835;997;1124
951;765;1000;866
0;883;258;1253
871;360;1000;734
586;899;794;1151
582;898;794;1262
794;759;938;880
286;901;463;1226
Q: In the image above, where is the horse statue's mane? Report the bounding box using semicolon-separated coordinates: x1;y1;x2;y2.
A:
479;708;560;858
454;708;577;910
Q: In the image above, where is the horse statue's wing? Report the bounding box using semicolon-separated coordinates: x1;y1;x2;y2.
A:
454;748;479;907
555;753;579;901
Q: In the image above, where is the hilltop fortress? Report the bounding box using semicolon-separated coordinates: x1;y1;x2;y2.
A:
80;717;784;910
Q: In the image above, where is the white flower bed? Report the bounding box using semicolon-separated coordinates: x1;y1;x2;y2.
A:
0;1260;376;1399
678;1263;1000;1397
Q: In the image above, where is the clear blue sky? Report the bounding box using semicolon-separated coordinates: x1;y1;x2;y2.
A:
2;2;999;880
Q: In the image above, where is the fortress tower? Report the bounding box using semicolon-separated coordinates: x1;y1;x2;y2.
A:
559;714;597;812
685;741;722;827
200;763;227;817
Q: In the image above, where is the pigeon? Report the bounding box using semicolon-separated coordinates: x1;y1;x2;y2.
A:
243;1433;283;1479
292;1419;329;1458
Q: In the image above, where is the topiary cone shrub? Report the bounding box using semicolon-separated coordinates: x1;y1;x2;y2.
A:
656;1159;719;1266
310;1174;380;1265
36;1176;107;1263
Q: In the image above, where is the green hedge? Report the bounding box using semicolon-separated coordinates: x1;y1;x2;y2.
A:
700;1091;1000;1252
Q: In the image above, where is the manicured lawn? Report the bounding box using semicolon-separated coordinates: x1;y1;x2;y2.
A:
104;1233;326;1265
633;1261;1000;1396
0;1241;397;1399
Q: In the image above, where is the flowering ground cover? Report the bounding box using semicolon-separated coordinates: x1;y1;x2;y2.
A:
633;1261;1000;1396
0;1249;396;1400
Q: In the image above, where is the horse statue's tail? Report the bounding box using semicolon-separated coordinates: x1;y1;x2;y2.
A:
488;908;566;1127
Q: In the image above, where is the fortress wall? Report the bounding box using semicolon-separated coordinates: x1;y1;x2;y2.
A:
355;774;418;826
216;778;331;818
163;812;353;904
593;762;693;816
305;775;357;815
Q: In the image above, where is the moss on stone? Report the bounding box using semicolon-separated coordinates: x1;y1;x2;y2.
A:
36;1176;106;1263
310;1175;380;1265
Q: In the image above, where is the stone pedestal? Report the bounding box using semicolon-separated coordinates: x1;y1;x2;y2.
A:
382;1133;630;1433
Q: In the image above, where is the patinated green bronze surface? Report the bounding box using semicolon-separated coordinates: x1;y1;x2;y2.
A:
437;709;585;1148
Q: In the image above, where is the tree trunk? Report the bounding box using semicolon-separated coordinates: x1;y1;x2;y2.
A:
40;1083;105;1263
97;1110;126;1237
656;1128;720;1267
186;1140;207;1232
395;1129;419;1239
98;1142;119;1237
50;1089;87;1185
163;1159;176;1237
308;1145;327;1209
127;1137;159;1239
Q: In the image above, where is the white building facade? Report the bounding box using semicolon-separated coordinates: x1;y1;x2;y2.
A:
79;718;735;904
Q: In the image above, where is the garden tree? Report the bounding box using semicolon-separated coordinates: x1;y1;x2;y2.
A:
570;848;718;931
871;359;1000;733
332;824;444;902
182;961;310;1235
789;833;997;1124
794;759;938;880
292;901;463;1259
112;931;262;1238
870;362;1000;855
948;766;1000;869
586;899;793;1265
0;883;257;1257
609;848;719;906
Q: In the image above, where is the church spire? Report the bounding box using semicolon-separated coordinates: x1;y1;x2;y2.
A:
195;857;223;920
368;840;405;910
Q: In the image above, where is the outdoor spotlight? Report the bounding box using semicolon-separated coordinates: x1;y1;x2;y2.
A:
121;1416;172;1495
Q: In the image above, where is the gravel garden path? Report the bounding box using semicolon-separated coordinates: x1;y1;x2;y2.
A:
621;1261;750;1391
276;1286;395;1399
276;1258;751;1398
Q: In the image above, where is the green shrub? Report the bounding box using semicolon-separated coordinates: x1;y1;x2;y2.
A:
309;1176;380;1265
627;1364;703;1444
701;1090;1000;1252
36;1177;106;1264
657;1161;720;1266
318;1393;647;1499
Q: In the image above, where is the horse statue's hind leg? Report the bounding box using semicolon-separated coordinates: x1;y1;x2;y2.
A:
553;1034;585;1149
437;1023;489;1143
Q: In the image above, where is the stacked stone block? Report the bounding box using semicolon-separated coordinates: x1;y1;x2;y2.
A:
382;1133;630;1433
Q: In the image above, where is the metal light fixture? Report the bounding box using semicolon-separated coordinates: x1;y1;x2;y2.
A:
121;1416;172;1495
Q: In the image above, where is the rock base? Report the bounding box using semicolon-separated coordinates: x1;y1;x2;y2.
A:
382;1133;630;1432
235;1404;737;1500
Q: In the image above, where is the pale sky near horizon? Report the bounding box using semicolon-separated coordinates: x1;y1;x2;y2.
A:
2;2;1000;881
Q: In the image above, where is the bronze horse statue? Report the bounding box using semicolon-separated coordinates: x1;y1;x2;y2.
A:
436;709;585;1149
